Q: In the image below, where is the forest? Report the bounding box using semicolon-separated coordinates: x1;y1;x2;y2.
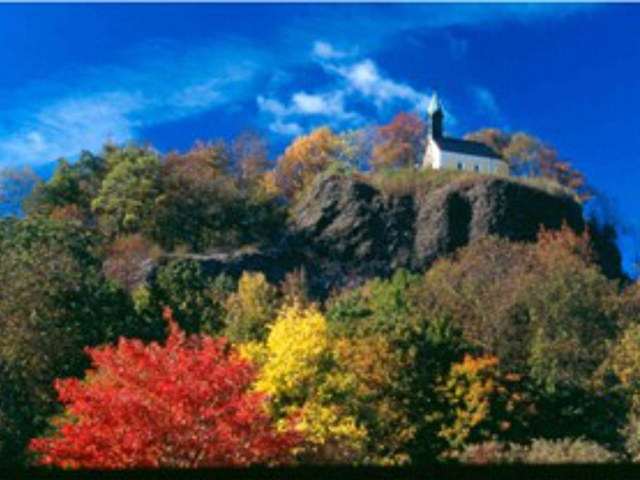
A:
1;111;639;468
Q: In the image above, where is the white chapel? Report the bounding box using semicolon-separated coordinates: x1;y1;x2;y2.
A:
422;92;509;175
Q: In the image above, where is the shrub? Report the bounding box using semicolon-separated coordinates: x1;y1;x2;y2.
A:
460;438;618;464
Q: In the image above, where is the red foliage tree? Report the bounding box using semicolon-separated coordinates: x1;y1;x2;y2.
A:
30;308;300;469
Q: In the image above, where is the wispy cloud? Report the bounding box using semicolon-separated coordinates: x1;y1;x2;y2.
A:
285;4;596;54
0;40;263;167
470;86;508;128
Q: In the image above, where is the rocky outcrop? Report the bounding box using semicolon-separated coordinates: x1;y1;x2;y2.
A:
287;173;586;292
147;172;621;295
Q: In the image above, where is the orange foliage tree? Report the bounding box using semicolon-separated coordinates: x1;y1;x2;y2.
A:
30;309;300;469
275;127;350;200
437;355;532;453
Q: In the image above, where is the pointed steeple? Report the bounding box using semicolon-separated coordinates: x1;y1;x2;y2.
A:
427;90;444;139
427;90;443;116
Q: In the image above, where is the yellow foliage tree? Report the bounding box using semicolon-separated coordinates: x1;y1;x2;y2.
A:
274;127;351;200
254;303;367;462
224;272;279;344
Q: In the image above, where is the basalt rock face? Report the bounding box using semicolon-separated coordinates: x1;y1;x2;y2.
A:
287;173;587;292
147;173;621;295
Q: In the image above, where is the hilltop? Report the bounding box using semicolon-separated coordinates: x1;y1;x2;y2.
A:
146;171;621;296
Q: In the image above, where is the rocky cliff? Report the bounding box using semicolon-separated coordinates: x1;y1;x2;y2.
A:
148;172;621;295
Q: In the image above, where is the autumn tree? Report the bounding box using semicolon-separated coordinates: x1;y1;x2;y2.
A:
419;228;626;449
156;141;239;250
275;127;351;200
334;334;414;464
247;303;366;463
466;129;593;200
224;272;280;344
231;130;270;186
339;127;376;171
436;355;532;455
30;309;300;469
103;234;163;291
326;271;466;462
371;112;425;171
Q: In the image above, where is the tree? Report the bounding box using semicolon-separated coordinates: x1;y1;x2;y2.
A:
250;303;366;463
326;271;467;462
92;145;163;239
275;127;351;200
103;234;163;291
224;272;280;344
371;112;425;171
0;166;41;217
231;130;270;186
25;151;106;222
419;229;627;450
30;309;300;469
0;217;136;465
466;129;593;200
436;355;532;454
157;141;242;251
334;334;414;465
135;258;232;338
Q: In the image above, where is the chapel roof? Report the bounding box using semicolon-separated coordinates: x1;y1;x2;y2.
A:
433;136;503;160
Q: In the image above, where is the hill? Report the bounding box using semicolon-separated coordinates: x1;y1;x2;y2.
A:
147;171;621;296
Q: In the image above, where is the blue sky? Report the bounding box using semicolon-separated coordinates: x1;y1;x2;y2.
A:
0;3;639;270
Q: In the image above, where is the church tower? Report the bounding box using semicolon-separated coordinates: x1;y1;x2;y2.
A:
428;91;444;139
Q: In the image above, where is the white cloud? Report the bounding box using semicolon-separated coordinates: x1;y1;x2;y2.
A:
258;89;360;136
270;120;303;137
312;41;348;60
335;60;429;113
258;41;454;137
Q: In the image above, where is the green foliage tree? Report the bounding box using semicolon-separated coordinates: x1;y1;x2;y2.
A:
135;258;234;338
0;217;136;466
25;151;107;221
92;145;163;239
327;270;466;462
